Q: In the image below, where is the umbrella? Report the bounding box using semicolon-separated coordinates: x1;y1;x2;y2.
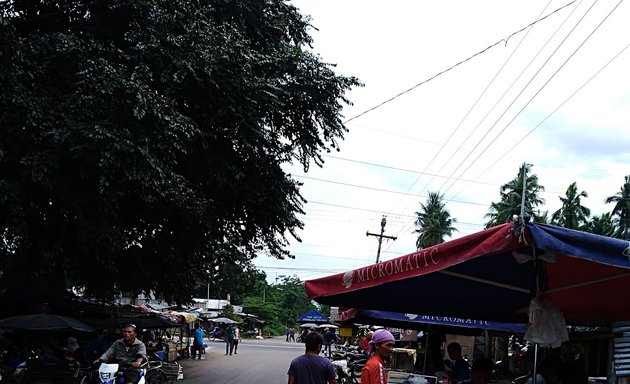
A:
299;323;318;328
212;317;239;324
305;222;630;325
317;323;339;329
0;314;94;332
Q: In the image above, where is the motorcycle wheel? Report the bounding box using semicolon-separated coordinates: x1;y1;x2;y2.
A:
145;369;168;384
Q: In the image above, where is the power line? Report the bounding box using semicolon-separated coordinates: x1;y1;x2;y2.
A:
383;1;560;243
295;175;489;206
437;0;600;198
440;0;622;199
342;0;578;124
306;201;486;227
445;39;630;203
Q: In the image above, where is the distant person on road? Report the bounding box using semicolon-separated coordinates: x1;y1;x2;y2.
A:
289;327;296;342
286;325;291;342
233;327;240;354
361;329;395;384
225;325;235;356
287;332;337;384
193;324;204;360
322;328;335;358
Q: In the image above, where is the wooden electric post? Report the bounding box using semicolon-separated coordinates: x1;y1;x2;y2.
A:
366;216;397;263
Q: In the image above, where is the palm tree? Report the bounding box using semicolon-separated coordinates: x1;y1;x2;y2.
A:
605;175;630;239
485;163;545;228
584;212;615;237
551;182;590;229
414;192;457;250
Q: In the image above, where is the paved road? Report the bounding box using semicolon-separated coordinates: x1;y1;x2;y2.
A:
179;336;305;384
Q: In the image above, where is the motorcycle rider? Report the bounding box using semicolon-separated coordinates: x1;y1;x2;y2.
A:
94;324;148;384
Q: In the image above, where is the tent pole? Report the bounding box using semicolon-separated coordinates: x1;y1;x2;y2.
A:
422;327;429;375
532;343;539;384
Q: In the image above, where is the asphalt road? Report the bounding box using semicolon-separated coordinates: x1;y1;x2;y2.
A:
179;336;306;384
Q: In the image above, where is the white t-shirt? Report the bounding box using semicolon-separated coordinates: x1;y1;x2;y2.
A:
234;328;240;340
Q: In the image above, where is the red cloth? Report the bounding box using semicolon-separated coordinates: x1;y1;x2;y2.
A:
361;355;387;384
360;337;369;353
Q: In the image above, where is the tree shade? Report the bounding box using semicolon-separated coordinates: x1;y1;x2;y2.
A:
0;0;360;302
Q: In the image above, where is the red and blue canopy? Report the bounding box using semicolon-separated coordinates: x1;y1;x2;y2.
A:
305;223;630;325
341;308;526;334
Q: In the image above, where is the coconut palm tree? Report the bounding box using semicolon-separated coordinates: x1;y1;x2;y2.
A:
605;175;630;239
414;192;457;250
485;163;545;228
551;182;590;230
584;212;615;237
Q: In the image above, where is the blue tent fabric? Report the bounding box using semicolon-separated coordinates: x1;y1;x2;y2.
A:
529;223;630;268
306;223;630;325
298;309;329;322
344;309;526;334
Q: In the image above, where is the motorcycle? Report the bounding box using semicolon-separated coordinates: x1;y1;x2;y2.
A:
97;362;146;384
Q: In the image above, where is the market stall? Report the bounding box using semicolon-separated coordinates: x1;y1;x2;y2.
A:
306;221;630;381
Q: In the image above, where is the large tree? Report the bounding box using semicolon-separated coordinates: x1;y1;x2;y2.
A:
551;182;590;230
485;163;545;228
414;192;457;250
0;0;360;303
605;175;630;239
584;212;615;237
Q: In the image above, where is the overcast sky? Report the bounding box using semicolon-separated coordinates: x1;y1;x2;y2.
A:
253;0;630;284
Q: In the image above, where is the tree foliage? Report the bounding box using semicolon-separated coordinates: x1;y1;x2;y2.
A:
605;175;630;239
241;275;314;333
551;182;590;230
485;164;545;228
0;0;360;303
414;192;457;250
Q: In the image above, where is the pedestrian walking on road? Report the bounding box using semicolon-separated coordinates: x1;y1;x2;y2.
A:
289;327;296;342
322;328;334;357
233;327;240;354
287;332;337;384
285;325;290;342
225;325;235;356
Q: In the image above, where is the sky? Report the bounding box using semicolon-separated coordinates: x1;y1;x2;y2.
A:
253;0;630;284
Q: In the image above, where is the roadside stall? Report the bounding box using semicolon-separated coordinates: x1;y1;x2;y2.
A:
305;222;630;383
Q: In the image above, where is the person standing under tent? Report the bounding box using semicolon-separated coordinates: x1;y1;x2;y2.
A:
361;329;395;384
193;324;204;360
446;342;470;382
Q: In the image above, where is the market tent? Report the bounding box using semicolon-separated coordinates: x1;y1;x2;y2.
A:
341;308;526;334
305;222;630;325
84;316;179;330
298;309;329;323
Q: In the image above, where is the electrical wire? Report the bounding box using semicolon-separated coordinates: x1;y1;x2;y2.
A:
445;40;630;203
437;0;600;198
382;1;559;244
440;0;623;200
342;0;578;124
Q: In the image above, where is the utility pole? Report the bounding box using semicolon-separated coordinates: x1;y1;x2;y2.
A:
366;216;397;263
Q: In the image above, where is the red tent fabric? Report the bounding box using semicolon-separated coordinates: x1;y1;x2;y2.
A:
305;222;630;325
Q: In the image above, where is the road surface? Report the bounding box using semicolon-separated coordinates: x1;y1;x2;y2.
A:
179;336;306;384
